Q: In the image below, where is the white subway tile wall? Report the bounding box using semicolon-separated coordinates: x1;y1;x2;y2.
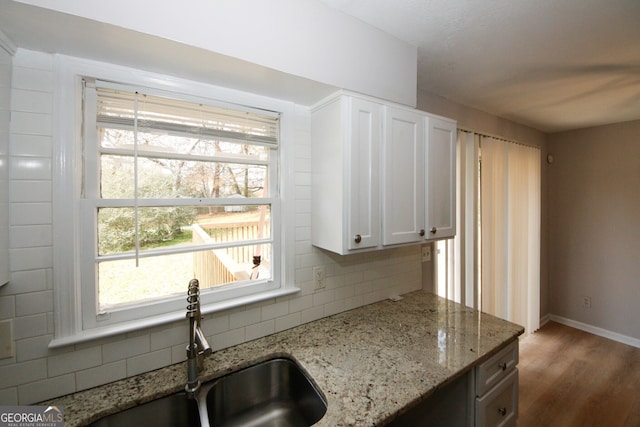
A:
0;41;11;298
0;49;422;405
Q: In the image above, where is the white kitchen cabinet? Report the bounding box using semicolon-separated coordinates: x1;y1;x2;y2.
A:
311;94;382;255
475;369;518;427
425;116;457;241
382;106;425;245
474;340;519;427
311;91;456;255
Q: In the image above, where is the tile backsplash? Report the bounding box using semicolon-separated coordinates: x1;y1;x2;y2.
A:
0;49;422;405
0;45;9;289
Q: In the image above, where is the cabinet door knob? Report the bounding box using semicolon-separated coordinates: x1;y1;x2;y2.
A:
419;229;425;237
498;407;507;416
499;362;507;371
430;227;437;234
354;234;362;244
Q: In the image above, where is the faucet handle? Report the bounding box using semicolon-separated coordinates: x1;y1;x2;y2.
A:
196;328;212;357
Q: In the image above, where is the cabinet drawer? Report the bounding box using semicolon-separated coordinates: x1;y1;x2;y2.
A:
475;368;518;427
475;340;518;396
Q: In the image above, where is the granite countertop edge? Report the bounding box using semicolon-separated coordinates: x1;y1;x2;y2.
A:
43;291;525;426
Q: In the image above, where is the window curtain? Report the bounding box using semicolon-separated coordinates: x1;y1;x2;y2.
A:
480;136;541;334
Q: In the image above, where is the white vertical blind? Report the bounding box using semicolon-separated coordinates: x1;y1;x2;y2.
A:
461;131;480;309
435;130;479;307
480;136;540;333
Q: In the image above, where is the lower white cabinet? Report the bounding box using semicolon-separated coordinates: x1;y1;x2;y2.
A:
475;368;518;427
474;340;519;427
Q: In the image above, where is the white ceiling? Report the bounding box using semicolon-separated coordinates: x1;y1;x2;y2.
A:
318;0;640;133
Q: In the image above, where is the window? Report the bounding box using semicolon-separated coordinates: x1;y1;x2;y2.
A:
52;57;296;345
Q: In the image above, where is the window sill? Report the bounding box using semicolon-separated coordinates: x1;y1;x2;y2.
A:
49;286;301;349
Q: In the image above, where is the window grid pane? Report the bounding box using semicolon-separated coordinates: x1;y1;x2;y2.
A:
98;243;272;310
89;83;278;311
100;154;269;199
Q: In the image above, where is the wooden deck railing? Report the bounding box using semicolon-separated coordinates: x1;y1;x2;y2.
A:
200;221;264;265
192;224;249;288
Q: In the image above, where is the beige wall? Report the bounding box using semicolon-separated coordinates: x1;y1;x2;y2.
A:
417;90;546;148
417;89;550;319
547;120;640;340
9;0;417;107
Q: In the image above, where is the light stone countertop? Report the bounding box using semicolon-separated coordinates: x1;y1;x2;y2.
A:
44;291;524;426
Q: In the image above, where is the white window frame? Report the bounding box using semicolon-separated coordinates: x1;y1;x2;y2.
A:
50;55;297;347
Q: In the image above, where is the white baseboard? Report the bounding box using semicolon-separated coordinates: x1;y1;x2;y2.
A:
549;315;640;349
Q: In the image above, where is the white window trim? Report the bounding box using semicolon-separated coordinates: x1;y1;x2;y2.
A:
50;55;297;348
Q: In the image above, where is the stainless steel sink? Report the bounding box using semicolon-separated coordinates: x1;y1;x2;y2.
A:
88;357;326;427
88;391;200;427
202;357;327;427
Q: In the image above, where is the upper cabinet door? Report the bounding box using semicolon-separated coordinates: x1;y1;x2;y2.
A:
382;106;425;245
425;116;457;240
311;94;382;254
347;97;381;251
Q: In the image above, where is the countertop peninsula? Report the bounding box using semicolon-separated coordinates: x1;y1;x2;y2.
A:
46;291;524;426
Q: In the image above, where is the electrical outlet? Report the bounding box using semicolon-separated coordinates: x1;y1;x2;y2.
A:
582;296;591;308
313;266;325;290
421;246;431;262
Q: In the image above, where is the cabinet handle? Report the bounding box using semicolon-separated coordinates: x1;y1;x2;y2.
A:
498;407;507;416
354;234;362;244
499;362;507;371
430;227;437;234
419;229;425;237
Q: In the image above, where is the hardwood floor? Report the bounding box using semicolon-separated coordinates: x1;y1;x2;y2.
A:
518;321;640;427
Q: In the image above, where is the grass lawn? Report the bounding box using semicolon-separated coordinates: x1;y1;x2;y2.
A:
99;252;194;307
98;212;264;308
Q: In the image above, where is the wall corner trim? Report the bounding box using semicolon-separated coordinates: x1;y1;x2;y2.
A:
538;313;552;328
0;30;16;55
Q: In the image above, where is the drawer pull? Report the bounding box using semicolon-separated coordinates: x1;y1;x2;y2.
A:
498;407;507;416
499;362;507;371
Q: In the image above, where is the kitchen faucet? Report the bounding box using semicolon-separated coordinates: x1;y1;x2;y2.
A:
185;278;212;398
